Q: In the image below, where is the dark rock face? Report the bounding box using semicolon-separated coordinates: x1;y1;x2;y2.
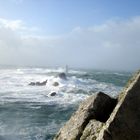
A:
54;92;117;140
97;71;140;140
28;80;47;86
92;92;117;122
58;73;67;80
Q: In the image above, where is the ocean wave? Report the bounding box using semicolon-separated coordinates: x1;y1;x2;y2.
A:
0;68;125;105
0;67;131;140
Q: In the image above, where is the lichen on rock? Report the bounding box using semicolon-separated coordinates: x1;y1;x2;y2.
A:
80;119;104;140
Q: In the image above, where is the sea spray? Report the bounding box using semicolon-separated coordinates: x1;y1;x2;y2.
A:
0;67;131;140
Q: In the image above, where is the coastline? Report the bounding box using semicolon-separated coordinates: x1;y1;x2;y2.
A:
54;70;140;140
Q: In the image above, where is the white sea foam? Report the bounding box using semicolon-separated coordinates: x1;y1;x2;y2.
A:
0;67;128;140
0;68;122;105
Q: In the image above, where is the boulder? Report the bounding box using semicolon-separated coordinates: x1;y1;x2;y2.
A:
54;92;117;140
97;70;140;140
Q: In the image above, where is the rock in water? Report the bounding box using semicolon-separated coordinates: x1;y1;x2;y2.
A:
28;80;47;86
97;70;140;140
28;82;36;86
52;82;59;86
58;72;67;80
49;92;57;96
54;92;117;140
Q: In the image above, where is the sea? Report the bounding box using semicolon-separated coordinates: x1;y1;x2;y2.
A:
0;66;132;140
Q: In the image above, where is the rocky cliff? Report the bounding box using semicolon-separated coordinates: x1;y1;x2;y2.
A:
54;70;140;140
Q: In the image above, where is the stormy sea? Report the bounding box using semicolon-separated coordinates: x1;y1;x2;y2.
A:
0;67;132;140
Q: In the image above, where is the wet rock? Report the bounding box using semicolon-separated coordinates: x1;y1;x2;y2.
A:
58;72;67;80
28;82;36;86
52;82;59;86
50;92;57;96
29;80;47;86
54;92;117;140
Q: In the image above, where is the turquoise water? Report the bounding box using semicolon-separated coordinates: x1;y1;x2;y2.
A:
0;67;132;140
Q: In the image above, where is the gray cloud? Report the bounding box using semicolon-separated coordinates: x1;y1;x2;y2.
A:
0;17;140;71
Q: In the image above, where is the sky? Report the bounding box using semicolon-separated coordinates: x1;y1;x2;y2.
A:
0;0;140;71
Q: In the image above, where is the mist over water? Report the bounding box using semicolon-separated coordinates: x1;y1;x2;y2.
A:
0;67;132;140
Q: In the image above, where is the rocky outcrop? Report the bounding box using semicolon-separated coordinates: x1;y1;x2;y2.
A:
54;92;117;140
54;70;140;140
97;70;140;140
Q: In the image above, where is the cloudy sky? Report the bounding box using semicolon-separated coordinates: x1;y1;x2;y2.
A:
0;0;140;71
